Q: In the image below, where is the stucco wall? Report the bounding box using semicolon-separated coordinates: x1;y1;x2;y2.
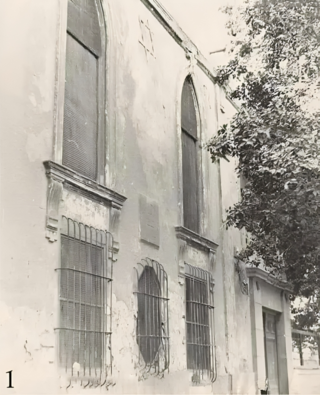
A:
0;0;60;393
0;0;291;394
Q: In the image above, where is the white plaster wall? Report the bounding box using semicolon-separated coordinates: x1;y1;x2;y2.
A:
0;0;61;393
0;0;291;394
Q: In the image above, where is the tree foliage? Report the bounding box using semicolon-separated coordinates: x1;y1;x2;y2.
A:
207;0;320;319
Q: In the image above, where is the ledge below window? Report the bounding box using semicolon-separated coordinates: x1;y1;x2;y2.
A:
44;161;126;208
43;161;127;241
175;226;218;253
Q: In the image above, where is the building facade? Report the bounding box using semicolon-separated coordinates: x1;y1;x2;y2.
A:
0;0;292;393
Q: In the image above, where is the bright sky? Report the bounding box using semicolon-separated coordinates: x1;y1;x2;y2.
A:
159;0;235;60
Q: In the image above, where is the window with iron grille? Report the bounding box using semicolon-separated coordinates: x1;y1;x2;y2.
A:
181;77;200;234
57;216;113;381
134;258;169;374
185;263;215;381
62;0;105;180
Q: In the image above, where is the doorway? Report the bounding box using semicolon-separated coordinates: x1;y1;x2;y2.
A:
263;311;280;394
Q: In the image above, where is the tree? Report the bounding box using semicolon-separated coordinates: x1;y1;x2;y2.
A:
207;0;320;326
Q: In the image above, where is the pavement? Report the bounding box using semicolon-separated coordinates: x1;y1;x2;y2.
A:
290;367;320;395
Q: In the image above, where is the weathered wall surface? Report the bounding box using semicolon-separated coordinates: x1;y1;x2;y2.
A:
0;0;292;394
0;0;60;393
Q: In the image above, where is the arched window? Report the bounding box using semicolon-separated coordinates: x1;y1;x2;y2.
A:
181;77;200;233
62;0;105;181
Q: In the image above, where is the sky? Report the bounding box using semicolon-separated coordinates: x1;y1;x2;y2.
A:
159;0;235;61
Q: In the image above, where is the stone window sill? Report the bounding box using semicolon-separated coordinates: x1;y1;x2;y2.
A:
43;161;127;241
175;226;218;253
44;161;126;208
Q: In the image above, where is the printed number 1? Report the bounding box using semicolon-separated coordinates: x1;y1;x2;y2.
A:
6;370;13;388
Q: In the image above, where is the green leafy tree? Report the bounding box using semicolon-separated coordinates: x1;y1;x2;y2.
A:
207;0;320;326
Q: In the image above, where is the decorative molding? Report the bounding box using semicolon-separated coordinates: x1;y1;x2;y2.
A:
209;249;216;271
140;0;206;72
44;161;127;209
110;204;121;255
246;267;293;292
175;226;218;253
43;161;127;241
139;0;239;112
45;178;63;242
235;258;249;296
177;238;187;284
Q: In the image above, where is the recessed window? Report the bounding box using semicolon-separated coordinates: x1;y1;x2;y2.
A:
58;216;112;380
135;259;169;373
185;263;214;379
181;77;200;233
62;0;105;181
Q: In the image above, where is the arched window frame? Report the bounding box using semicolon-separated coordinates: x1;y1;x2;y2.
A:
54;0;107;184
180;75;203;234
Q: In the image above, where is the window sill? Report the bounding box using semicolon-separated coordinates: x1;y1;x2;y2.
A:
43;161;127;241
175;226;218;253
44;161;127;208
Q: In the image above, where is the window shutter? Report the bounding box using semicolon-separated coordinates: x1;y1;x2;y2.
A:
181;79;197;139
182;131;199;233
67;0;101;57
62;0;103;180
181;77;199;233
63;34;98;179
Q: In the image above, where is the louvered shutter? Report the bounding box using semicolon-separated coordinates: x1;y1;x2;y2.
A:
181;78;199;233
182;132;199;233
62;0;102;180
181;79;197;139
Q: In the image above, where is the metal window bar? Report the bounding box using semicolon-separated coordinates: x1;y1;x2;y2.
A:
134;258;170;375
185;263;215;382
56;216;113;384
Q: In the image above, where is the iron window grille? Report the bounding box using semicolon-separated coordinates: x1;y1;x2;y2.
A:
185;263;215;382
56;216;113;384
134;258;169;375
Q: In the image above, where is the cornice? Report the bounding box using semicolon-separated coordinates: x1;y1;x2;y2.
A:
43;161;127;209
140;0;239;111
175;226;218;253
140;0;216;80
246;267;293;292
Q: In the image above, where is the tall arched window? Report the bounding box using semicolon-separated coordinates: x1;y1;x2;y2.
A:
62;0;105;181
181;77;200;233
